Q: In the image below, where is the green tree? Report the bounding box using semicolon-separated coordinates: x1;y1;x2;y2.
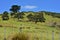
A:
10;5;21;18
2;11;9;20
10;5;21;13
27;14;33;21
33;12;46;24
17;12;25;21
38;12;45;22
10;12;15;18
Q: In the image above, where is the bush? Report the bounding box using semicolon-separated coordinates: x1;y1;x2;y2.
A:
2;16;9;20
2;11;9;20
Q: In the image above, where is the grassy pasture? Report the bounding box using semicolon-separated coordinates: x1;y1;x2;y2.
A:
0;14;60;40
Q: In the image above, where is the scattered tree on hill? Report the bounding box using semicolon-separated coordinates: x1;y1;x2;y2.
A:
2;11;9;20
9;5;26;21
17;12;25;21
10;12;15;18
38;12;46;22
27;14;33;21
33;14;39;23
27;12;46;23
10;5;21;13
10;5;21;18
33;12;45;23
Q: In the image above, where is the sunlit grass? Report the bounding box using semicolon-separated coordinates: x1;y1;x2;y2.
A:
0;14;60;40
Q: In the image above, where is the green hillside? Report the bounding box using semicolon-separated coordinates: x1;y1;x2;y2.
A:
0;12;60;40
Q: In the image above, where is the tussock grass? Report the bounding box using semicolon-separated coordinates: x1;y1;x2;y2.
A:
7;33;30;40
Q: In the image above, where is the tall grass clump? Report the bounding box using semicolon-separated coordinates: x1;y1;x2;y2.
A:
7;32;30;40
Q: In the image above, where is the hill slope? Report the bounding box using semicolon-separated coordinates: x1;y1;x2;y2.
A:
0;13;60;40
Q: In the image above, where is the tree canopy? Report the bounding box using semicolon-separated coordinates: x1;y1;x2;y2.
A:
10;5;21;13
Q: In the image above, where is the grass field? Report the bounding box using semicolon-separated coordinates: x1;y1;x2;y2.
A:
0;14;60;40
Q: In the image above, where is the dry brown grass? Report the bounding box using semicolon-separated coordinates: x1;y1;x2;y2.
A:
7;33;30;40
0;23;17;28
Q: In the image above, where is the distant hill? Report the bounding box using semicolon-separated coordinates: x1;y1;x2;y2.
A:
39;11;60;18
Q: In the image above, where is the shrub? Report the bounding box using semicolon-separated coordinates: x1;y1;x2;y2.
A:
2;11;9;20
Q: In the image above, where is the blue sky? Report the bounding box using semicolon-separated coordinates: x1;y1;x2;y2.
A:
0;0;60;13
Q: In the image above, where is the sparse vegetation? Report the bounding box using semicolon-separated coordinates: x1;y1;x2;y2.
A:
0;5;60;40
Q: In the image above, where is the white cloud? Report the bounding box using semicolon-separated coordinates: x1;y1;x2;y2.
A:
22;5;37;9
